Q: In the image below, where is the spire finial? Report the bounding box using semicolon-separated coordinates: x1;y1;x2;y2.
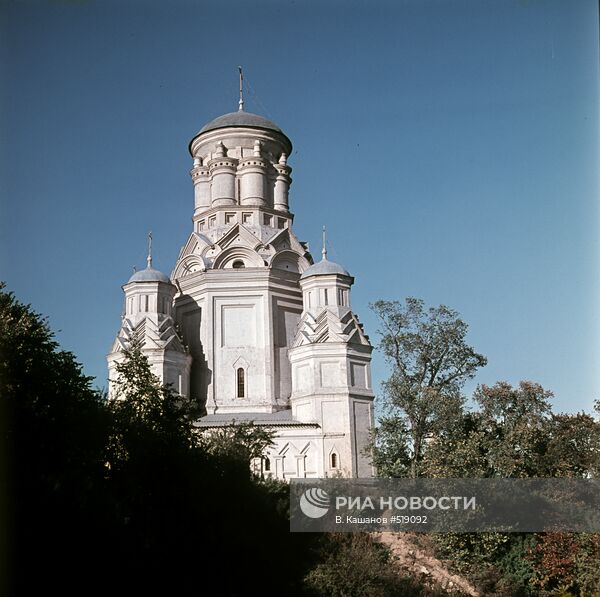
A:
322;225;327;261
147;231;153;269
238;66;244;112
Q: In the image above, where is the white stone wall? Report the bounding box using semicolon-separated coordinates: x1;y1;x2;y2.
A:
174;268;303;414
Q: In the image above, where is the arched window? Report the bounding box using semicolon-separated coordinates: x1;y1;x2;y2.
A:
331;453;338;469
232;260;245;269
264;457;271;472
237;367;245;398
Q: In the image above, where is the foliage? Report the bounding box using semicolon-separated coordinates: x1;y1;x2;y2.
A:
543;413;600;478
424;382;600;595
470;381;553;477
526;533;600;595
1;284;111;595
198;419;275;463
370;297;486;477
108;340;200;463
433;532;537;596
1;284;320;596
370;296;600;596
303;533;444;597
368;415;413;477
421;381;600;479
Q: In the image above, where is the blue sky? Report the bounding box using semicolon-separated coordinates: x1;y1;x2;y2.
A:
1;0;598;414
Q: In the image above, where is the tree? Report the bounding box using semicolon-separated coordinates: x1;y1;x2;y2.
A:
2;284;354;596
108;340;200;463
368;415;413;477
423;382;600;595
423;380;599;479
370;298;487;477
471;380;552;478
198;420;275;476
1;283;111;596
543;412;599;478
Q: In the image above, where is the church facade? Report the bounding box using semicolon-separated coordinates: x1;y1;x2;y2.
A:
108;104;375;479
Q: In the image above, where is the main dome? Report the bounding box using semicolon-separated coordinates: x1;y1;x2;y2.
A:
199;110;284;135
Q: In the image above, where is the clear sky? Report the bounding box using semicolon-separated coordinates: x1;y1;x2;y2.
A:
1;0;598;414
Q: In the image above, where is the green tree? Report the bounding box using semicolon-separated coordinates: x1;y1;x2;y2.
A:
0;285;318;596
304;533;443;597
370;298;486;477
423;381;599;479
424;382;600;595
368;415;413;477
198;420;275;475
471;381;552;477
543;412;600;478
108;340;199;464
0;283;111;596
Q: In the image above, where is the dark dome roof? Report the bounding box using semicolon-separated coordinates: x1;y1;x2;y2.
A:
128;267;171;284
300;258;351;279
199;110;284;135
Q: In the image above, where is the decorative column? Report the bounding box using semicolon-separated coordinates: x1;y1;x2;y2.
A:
273;152;292;212
208;141;237;206
190;156;211;215
238;140;267;206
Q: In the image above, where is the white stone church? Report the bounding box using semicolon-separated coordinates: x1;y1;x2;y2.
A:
108;100;375;479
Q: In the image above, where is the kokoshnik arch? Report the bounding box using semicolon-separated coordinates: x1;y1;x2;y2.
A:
108;95;375;479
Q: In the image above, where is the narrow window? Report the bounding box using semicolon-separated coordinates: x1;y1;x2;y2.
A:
237;368;245;398
264;457;271;472
307;291;312;308
331;453;338;469
277;218;285;229
144;295;149;312
324;288;328;306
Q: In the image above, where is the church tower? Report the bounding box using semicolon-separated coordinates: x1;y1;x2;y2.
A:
172;101;311;416
289;233;375;477
107;239;192;398
108;78;375;478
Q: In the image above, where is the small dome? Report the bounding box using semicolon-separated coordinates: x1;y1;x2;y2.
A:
199;110;284;135
300;259;351;279
128;267;171;284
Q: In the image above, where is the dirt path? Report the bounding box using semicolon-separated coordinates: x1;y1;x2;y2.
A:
372;532;479;596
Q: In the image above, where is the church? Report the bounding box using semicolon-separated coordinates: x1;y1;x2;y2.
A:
107;94;375;479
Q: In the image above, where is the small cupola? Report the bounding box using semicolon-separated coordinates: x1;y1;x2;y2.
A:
299;228;353;314
122;233;176;320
